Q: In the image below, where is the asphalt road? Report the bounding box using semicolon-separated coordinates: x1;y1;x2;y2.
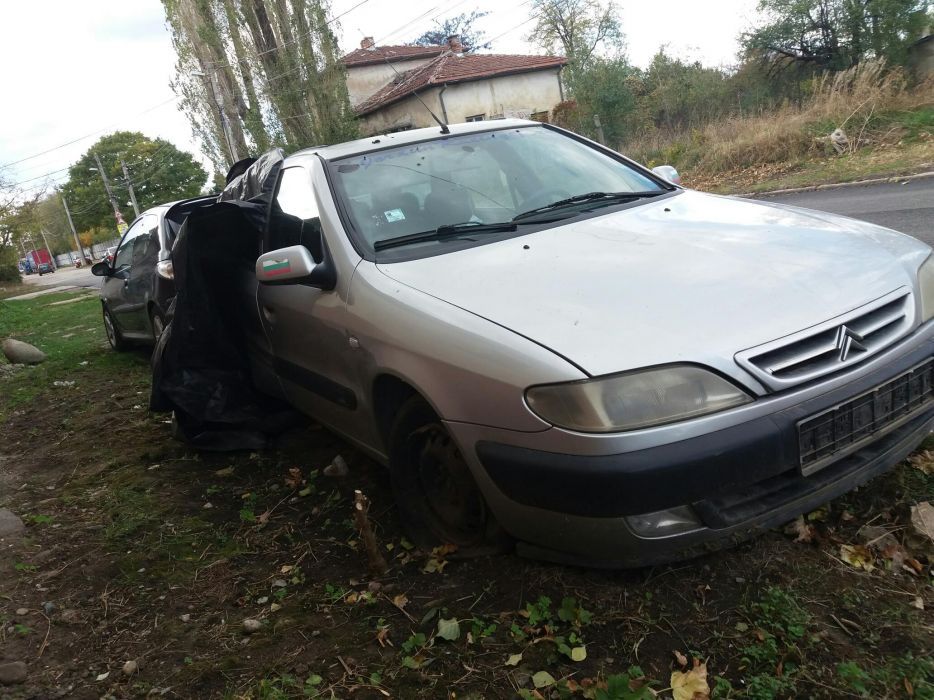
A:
21;264;99;289
756;177;934;246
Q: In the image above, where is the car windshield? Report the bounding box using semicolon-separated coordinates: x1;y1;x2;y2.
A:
328;126;668;256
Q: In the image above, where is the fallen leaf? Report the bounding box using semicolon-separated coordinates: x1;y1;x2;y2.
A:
505;652;523;666
95;671;110;682
904;558;924;575
907;450;934;475
784;516;815;543
570;646;587;662
674;649;688;667
911;596;924;610
910;502;934;544
280;565;294;574
297;486;312;497
214;467;234;477
392;593;409;610
807;507;829;522
840;544;875;572
532;671;556;689
284;467;303;489
344;592;359;604
436;617;460;641
257;510;271;525
671;660;709;700
375;625;392;647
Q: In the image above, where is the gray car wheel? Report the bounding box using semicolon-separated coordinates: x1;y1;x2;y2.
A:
389;396;510;555
150;308;166;343
103;307;128;352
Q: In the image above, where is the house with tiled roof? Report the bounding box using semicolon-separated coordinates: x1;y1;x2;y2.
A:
341;36;567;135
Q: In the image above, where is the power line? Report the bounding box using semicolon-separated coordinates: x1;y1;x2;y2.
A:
0;96;180;170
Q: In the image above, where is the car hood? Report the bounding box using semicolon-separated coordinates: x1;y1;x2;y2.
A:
376;191;930;383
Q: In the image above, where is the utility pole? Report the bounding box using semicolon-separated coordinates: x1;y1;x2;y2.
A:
208;69;238;165
593;114;606;146
61;194;84;263
121;159;141;218
92;152;126;234
39;228;57;270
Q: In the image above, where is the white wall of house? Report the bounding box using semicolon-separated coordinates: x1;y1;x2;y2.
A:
346;58;437;106
441;69;563;122
359;68;564;134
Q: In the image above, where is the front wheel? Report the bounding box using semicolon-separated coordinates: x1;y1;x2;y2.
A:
389;396;509;555
150;307;166;343
103;307;128;352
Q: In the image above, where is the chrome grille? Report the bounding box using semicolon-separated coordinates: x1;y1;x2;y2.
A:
736;289;913;391
798;359;934;475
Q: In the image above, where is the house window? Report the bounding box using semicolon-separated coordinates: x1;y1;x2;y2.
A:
465;114;485;122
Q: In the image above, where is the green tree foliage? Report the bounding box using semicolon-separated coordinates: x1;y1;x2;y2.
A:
528;0;623;87
162;0;358;172
60;132;206;236
559;58;640;144
743;0;930;72
411;10;490;52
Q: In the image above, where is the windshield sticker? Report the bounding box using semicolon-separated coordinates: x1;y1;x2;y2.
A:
262;258;292;276
383;208;405;222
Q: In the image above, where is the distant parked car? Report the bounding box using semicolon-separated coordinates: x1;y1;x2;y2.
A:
91;197;213;349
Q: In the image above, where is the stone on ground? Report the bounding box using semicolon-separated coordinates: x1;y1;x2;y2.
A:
0;661;27;685
1;339;46;365
0;509;25;538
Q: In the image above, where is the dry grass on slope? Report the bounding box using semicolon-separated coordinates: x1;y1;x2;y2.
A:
626;62;934;192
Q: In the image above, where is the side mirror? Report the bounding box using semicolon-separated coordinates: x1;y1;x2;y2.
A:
652;164;682;186
256;245;318;284
90;261;112;277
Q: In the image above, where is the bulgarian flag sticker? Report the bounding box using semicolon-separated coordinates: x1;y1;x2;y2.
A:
263;257;292;277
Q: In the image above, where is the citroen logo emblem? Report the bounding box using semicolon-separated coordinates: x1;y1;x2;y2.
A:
835;325;867;362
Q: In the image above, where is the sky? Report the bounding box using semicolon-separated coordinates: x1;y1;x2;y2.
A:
0;0;758;195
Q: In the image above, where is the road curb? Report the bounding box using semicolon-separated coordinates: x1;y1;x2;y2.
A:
738;170;934;198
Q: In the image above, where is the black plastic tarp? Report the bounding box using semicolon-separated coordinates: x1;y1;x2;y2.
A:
149;149;300;450
218;149;284;204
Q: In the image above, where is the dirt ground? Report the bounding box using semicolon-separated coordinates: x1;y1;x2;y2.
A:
1;290;932;700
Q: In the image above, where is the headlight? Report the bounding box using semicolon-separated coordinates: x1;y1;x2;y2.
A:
918;255;934;322
526;364;752;433
156;260;174;280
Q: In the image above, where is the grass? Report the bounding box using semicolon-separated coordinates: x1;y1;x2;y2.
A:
624;62;934;194
0;291;139;414
2;284;933;699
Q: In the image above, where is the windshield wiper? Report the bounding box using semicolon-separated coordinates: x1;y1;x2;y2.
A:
374;221;518;251
513;190;666;222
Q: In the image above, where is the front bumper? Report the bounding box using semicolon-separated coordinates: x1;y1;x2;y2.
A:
450;329;934;568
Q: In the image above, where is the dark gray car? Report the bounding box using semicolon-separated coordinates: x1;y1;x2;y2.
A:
93;197;212;349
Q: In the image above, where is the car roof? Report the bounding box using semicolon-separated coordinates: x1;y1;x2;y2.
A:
288;118;539;163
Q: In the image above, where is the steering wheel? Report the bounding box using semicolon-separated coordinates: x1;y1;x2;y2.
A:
518;187;572;213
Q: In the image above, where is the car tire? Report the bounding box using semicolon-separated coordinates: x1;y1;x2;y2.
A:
103;307;128;352
150;307;166;343
389;396;510;556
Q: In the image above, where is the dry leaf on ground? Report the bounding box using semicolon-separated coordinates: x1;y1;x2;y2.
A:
907;450;934;475
840;544;875;572
910;502;934;544
671;659;709;700
784;516;816;543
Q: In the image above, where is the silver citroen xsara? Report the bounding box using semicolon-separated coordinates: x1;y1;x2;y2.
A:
244;119;934;567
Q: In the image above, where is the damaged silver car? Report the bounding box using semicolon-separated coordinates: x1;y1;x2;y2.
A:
154;119;934;567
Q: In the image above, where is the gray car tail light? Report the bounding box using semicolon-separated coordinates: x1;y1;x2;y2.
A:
736;289;913;391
